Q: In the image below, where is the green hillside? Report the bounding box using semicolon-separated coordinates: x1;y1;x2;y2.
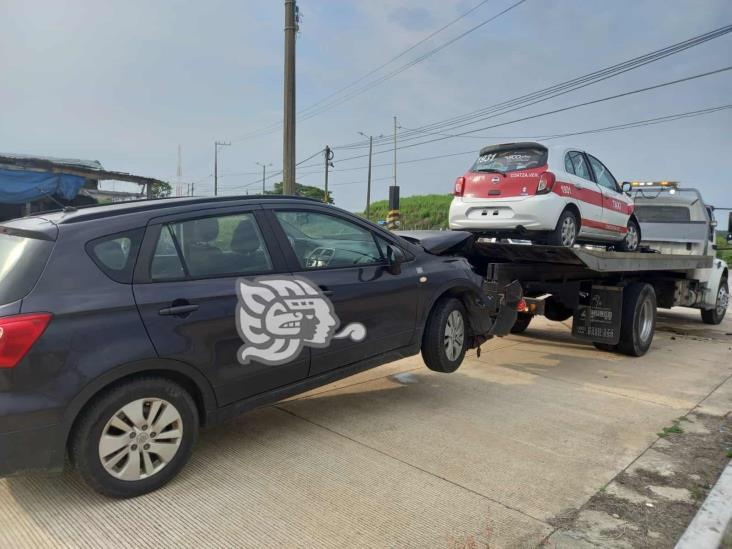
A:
359;194;453;229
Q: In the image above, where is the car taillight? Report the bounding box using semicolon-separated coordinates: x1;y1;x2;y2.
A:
454;176;465;196
0;313;52;369
536;171;556;194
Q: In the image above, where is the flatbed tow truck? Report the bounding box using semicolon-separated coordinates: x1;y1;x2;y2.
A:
401;183;730;357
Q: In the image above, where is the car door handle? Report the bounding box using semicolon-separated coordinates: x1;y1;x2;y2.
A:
318;285;334;297
159;304;199;317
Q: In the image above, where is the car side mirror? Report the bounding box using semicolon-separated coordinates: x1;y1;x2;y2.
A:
621;182;632;193
386;244;405;275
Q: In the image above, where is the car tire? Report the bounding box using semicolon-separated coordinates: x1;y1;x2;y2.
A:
616;217;640;252
701;278;728;325
421;297;468;373
593;342;617;352
70;376;199;498
510;313;533;333
617;283;656;357
545;209;578;247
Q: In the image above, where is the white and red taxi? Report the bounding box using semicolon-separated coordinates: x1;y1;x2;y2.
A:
449;142;639;249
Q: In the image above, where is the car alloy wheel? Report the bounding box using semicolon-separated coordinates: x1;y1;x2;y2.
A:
561;216;577;247
625;223;639;251
444;310;465;361
98;398;183;481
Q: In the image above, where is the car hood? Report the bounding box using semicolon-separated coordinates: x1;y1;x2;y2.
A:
395;230;474;255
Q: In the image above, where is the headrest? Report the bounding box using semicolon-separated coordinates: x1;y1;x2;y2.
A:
231;218;261;254
191;218;219;243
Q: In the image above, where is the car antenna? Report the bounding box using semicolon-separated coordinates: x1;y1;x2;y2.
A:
46;194;77;213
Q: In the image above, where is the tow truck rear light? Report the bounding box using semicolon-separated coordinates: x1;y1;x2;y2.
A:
454;176;466;196
0;313;52;369
536;172;556;194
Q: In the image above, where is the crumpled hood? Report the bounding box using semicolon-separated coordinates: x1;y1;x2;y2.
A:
395;230;474;255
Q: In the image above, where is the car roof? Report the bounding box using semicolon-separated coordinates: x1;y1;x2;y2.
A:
30;194;323;225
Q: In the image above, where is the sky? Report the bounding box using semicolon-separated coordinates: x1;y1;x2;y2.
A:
1;0;731;216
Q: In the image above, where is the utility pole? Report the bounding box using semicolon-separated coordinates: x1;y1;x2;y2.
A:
283;0;299;195
214;141;230;196
256;162;272;194
358;131;376;219
387;116;400;230
323;146;334;203
393;116;397;187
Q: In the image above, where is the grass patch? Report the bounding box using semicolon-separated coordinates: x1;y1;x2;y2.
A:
726;449;732;459
658;420;684;438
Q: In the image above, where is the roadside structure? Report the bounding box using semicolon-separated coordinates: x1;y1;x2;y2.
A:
0;153;164;221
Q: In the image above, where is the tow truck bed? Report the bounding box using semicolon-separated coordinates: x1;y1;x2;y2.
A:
468;243;716;357
470;242;712;274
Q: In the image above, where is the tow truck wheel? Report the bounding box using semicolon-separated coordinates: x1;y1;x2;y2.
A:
421;297;468;373
701;278;728;325
617;283;656;357
510;313;533;333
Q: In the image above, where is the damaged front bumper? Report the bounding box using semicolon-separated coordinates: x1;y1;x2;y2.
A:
465;280;522;346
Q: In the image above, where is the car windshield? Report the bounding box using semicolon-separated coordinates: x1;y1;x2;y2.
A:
471;147;547;173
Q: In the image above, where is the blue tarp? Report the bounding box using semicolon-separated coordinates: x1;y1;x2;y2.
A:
0;167;86;204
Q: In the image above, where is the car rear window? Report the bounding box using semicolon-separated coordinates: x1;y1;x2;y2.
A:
634;206;691;223
86;229;144;283
471;147;547;173
0;232;54;304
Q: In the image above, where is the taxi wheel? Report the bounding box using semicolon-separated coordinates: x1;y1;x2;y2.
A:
545;210;578;247
616;218;640;252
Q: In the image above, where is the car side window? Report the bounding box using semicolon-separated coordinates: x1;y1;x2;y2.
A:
150;212;272;280
587;155;619;192
569;152;592;181
564;153;576;175
87;228;144;283
274;210;385;270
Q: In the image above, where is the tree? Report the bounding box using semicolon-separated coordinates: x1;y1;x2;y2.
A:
266;182;333;204
149;181;172;199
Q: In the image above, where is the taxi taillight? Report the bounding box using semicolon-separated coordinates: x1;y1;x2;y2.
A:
536;171;556;194
454;176;466;197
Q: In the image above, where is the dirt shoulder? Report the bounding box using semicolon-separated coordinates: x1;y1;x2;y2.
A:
546;412;732;548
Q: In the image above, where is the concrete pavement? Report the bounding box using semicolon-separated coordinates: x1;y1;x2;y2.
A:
0;308;730;548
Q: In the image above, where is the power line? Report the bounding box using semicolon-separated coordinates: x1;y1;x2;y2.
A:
300;102;732;174
297;0;492;118
333;23;732;151
228;0;527;142
297;0;528;121
311;64;732;166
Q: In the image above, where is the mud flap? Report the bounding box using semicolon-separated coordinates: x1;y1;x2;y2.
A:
572;284;623;344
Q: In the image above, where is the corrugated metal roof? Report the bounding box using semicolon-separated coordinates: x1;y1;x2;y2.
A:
0;153;103;171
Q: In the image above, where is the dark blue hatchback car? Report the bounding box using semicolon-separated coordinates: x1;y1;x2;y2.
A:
0;196;515;497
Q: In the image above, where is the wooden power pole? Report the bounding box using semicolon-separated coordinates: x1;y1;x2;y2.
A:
283;0;298;195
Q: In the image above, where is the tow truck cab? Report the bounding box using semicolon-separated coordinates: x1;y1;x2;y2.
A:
626;181;728;314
